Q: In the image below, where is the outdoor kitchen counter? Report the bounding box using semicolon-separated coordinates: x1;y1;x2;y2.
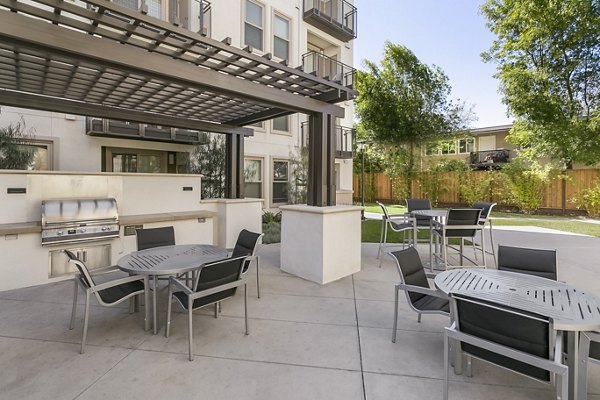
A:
0;211;216;236
119;210;216;225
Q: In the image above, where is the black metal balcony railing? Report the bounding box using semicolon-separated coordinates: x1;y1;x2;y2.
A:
303;0;357;42
86;117;210;144
302;51;355;88
301;121;354;159
469;149;510;170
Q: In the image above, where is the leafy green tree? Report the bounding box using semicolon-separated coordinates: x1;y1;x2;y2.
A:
288;146;308;204
481;0;600;166
188;133;226;199
0;116;36;170
355;42;472;197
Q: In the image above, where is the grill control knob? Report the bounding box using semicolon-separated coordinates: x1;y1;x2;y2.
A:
57;231;64;236
80;228;86;233
102;227;109;231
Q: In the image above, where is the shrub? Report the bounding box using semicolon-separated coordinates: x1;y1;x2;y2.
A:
500;160;553;214
262;221;281;244
262;210;281;224
572;178;600;217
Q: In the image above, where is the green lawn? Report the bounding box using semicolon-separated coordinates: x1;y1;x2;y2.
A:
360;202;600;240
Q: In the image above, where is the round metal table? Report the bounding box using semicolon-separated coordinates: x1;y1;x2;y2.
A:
435;268;600;400
411;209;448;270
118;244;228;334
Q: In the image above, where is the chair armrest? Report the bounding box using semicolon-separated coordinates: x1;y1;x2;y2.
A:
188;275;248;300
169;276;194;295
396;283;448;299
425;272;437;279
91;274;146;292
89;265;121;275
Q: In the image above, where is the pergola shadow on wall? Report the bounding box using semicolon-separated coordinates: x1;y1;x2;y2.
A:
0;0;356;206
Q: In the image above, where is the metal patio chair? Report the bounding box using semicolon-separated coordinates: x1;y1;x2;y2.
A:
406;198;432;240
431;208;485;270
444;293;568;400
497;245;557;281
165;255;250;361
578;331;600;400
136;226;175;250
388;247;449;343
231;229;264;297
376;201;416;268
65;250;150;354
473;201;497;267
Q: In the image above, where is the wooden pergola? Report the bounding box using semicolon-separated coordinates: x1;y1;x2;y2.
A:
0;0;356;206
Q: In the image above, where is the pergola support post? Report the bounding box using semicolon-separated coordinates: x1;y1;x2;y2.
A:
307;112;336;206
225;133;245;199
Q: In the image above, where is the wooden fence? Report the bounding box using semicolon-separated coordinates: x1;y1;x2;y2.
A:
353;169;599;211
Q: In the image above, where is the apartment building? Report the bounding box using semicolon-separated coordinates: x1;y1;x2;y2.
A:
0;0;357;208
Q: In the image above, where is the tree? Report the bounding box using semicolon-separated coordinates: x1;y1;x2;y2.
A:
355;42;472;197
188;133;226;199
481;0;600;166
0;116;36;170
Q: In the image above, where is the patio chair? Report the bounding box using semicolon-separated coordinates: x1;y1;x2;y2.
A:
388;247;449;343
578;331;600;400
473;201;497;267
376;201;416;268
406;198;432;237
165;255;250;361
231;229;264;298
136;226;175;250
431;208;485;270
64;250;150;354
444;293;568;400
497;245;557;281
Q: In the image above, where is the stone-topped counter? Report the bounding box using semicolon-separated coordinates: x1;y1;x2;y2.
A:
0;211;215;235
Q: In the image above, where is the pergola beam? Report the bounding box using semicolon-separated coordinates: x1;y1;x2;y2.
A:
0;89;253;136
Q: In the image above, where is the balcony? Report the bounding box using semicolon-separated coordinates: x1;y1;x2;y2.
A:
169;0;211;36
301;121;354;159
302;51;355;88
86;118;209;144
469;149;510;170
303;0;357;42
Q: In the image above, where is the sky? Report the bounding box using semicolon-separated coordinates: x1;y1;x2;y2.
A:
353;0;513;129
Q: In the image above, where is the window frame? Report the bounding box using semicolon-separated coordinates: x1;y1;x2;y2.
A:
244;157;263;199
271;159;289;205
244;0;265;52
458;137;475;154
272;11;291;62
271;115;291;135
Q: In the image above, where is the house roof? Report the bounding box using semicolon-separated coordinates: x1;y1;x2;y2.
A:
0;0;356;135
470;124;513;136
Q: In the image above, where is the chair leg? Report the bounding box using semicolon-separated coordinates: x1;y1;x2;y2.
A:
459;238;464;266
558;369;568;400
466;355;472;377
392;287;399;343
188;306;194;361
377;219;386;260
443;236;449;270
489;220;497;268
165;280;173;338
417;313;422;323
443;332;450;400
379;223;388;268
256;256;261;299
70;279;78;330
152;275;158;335
80;291;90;354
214;303;218;318
244;284;249;335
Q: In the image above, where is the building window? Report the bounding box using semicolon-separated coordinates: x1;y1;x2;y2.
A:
244;158;263;198
440;140;456;155
272;115;289;132
273;14;290;61
248;121;265;130
425;143;439;156
272;160;289;204
113;0;162;18
4;141;52;170
458;138;475;154
104;147;188;173
244;0;263;51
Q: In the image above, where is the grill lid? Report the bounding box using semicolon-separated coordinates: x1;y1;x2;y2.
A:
41;198;118;227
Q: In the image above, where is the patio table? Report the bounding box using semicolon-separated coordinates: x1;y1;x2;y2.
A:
435;268;600;400
117;244;228;334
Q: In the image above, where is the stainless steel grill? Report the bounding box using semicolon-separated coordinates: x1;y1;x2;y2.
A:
41;198;120;245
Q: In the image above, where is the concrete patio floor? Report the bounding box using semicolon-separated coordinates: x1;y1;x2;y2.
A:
1;229;599;400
